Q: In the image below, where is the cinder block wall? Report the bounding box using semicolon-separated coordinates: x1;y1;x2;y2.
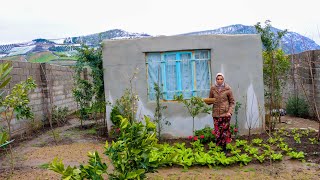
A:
0;60;78;135
283;50;320;116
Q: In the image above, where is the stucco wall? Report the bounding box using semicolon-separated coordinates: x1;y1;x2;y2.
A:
102;34;265;137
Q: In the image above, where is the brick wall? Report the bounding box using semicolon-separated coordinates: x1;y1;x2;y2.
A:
0;60;80;135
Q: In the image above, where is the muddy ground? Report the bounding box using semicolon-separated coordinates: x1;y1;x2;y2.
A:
0;116;319;180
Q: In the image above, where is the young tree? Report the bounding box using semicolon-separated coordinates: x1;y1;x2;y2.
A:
153;83;170;140
174;95;211;135
74;45;106;130
255;20;290;131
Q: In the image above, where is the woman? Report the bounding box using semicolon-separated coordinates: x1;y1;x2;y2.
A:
209;73;235;153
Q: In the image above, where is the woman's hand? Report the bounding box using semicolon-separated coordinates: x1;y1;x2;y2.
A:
226;112;232;117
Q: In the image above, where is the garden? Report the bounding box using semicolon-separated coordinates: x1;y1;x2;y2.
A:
0;21;320;179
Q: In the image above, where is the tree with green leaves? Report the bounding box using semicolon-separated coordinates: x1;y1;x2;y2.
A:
153;83;170;140
255;20;290;131
74;45;107;130
174;95;211;135
1;77;36;139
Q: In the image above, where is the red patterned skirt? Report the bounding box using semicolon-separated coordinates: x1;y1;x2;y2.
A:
213;117;232;146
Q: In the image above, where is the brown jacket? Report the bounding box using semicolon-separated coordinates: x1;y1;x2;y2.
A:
209;84;235;117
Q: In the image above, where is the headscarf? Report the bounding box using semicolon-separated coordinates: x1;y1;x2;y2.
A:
215;73;225;91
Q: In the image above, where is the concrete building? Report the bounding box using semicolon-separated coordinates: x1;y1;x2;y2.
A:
102;34;265;137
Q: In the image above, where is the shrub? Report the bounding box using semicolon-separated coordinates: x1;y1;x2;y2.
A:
110;105;122;127
105;115;158;179
286;96;309;118
52;106;69;126
194;127;216;144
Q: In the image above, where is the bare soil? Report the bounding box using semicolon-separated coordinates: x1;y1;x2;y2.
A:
0;116;319;180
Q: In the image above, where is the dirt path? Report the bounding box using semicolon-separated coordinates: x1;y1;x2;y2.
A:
0;116;319;179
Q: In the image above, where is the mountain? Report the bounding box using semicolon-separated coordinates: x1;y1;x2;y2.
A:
63;29;151;45
1;25;319;63
182;24;320;54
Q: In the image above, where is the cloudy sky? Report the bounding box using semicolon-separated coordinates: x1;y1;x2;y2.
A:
1;0;319;45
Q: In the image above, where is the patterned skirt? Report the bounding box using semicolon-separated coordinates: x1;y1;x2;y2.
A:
213;117;232;146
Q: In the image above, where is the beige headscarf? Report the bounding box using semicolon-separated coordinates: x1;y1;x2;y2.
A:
215;73;225;90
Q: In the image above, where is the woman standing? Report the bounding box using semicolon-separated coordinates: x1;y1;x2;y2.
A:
209;73;235;153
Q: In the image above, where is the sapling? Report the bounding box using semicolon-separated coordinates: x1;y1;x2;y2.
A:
174;94;211;135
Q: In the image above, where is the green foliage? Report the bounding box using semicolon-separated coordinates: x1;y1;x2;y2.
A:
293;133;301;143
174;94;211;135
255;20;290;130
194;126;216;144
252;138;263;145
0;63;12;90
52;105;69;126
234;102;242;135
308;138;318;145
0;77;36;139
115;88;139;123
104;115;158;179
255;20;287;52
286;96;309;118
110;106;122;127
153;83;170;140
73;79;94;126
287;151;305;160
74;45;107;129
270;153;283;161
253;154;265;163
49;151;107;180
235;139;248;147
0;131;13;148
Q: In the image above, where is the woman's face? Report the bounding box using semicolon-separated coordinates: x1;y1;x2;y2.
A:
216;75;224;85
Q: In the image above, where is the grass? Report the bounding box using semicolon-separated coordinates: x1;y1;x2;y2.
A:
2;55;25;61
27;51;57;63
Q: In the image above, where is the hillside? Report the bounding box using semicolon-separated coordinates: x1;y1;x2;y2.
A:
0;24;319;64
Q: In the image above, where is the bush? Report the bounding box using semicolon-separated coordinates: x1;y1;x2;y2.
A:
52;106;69;126
110;105;122;127
286;96;309;118
105;115;158;179
194;126;216;144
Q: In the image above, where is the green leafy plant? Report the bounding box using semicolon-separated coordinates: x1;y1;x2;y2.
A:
73;79;93;128
286;96;309;118
194;126;216;144
308;138;318;145
75;45;108;129
115;88;139;123
293;133;301;143
153;83;170;140
174;94;211;135
270;153;283;161
255;20;290;131
235;139;248;147
104;115;158;179
49;151;107;180
1;77;36;139
252;138;263;146
253;154;265;163
234;101;242;136
235;153;252;166
52;105;69;126
287;151;305;160
267;137;278;144
110;105;122;127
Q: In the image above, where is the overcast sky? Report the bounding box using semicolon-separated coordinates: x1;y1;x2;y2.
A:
1;0;319;45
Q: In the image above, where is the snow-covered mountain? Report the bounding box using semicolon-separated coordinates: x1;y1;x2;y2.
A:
1;25;319;58
182;24;320;54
